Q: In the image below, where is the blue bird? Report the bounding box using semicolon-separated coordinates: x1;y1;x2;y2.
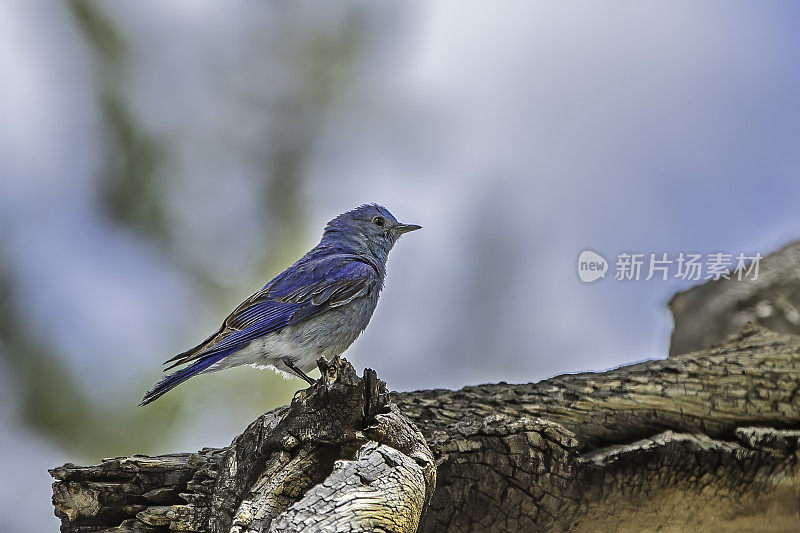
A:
140;204;420;405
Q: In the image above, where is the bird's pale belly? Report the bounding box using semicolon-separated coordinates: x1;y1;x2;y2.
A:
209;300;377;377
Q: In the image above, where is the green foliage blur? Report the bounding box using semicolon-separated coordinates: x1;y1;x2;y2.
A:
0;0;361;462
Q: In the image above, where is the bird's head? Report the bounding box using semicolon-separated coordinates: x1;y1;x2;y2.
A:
322;204;421;261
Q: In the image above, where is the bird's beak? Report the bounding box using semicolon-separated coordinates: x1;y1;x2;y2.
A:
395;223;422;235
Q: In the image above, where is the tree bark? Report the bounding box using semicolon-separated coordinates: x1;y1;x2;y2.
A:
669;240;800;356
51;323;800;532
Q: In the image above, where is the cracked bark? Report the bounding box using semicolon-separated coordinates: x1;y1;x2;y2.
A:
51;324;800;532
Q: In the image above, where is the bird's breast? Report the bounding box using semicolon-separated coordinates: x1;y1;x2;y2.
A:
228;295;380;372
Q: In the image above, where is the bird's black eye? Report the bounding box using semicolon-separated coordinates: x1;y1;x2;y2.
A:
372;216;385;227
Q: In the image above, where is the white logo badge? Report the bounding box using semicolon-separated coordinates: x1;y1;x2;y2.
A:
578;250;608;283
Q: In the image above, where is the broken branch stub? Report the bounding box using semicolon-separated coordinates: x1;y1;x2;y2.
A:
51;356;436;533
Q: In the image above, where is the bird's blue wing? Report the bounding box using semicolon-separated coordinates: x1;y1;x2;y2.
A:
141;258;377;405
201;259;375;355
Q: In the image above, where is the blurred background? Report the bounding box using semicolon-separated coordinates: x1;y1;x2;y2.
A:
3;1;800;530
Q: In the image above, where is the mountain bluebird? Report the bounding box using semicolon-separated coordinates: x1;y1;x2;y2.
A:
140;204;420;405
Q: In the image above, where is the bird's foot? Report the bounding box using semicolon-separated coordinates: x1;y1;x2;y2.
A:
282;358;316;386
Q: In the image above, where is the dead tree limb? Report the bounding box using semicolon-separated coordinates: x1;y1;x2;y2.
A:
669;240;800;355
51;357;435;533
52;324;800;532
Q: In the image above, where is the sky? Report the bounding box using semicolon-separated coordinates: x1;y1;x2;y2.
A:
2;1;800;530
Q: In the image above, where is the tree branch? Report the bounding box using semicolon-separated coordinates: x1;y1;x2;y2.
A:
52;324;800;531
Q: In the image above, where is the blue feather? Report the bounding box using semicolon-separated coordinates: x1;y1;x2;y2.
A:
139;348;235;405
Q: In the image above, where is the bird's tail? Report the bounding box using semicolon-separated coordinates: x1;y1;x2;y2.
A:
139;349;232;406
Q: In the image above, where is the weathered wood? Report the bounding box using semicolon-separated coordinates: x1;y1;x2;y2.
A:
52;324;800;532
51;356;435;533
669;240;800;355
398;323;800;531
